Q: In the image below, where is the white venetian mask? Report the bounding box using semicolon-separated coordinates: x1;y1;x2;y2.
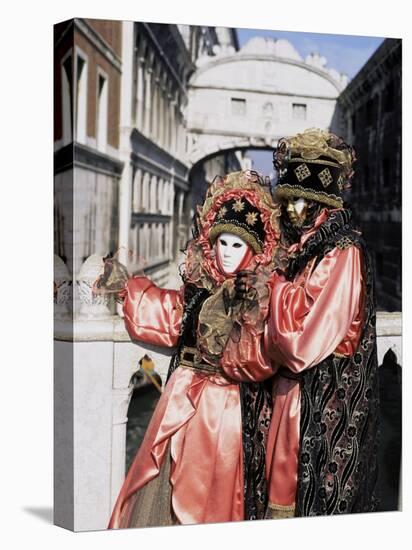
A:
216;232;249;274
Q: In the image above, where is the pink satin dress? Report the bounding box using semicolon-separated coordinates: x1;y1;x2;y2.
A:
262;210;366;513
108;276;274;527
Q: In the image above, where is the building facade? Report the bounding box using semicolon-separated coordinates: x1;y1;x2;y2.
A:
54;19;123;280
55;23;350;290
336;38;402;311
119;23;243;287
54;20;243;288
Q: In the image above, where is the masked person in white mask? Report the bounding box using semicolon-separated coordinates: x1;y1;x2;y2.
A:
216;233;250;273
99;170;281;528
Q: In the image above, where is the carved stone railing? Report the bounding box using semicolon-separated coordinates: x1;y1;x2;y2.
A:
54;254;402;531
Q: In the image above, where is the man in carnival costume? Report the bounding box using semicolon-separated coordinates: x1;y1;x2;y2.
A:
259;128;380;518
98;170;281;527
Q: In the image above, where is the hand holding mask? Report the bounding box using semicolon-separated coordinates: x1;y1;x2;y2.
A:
93;255;130;296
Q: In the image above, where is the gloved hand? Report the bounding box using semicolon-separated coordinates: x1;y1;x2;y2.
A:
93;255;129;294
234;270;257;302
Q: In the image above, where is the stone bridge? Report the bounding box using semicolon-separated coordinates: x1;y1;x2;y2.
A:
186;37;348;168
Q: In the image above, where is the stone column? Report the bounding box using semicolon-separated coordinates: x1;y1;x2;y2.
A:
143;62;153;136
132;168;142;213
170;94;177;153
167;92;173;150
152;76;159;142
159;84;165;147
161;74;168;148
144;224;149;261
156;75;162;144
118;21;134;268
110;386;134;510
157;178;163;214
168;179;175;261
142;172;149;212
54;254;73;320
76;254;113;319
175;190;185;256
150;175;157;213
158;224;162;259
136;57;145;128
163;79;170;150
177;109;184;158
174;97;180;156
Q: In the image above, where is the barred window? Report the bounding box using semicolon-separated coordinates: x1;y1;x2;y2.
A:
231;97;246;116
292;103;307;120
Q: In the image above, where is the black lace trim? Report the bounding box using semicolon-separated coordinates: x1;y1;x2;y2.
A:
240;381;272;520
165;285;210;382
286;209;358;281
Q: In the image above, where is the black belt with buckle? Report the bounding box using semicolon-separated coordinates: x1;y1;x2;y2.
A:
179;346;223;375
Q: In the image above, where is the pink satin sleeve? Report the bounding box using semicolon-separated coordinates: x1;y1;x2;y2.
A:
121;277;183;348
220;291;278;382
265;246;364;372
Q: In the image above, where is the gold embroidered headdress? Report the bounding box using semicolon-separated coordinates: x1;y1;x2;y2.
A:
183;170;280;291
273;128;356;208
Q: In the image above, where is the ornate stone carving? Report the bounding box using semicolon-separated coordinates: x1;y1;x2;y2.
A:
77;254;113;319
54;254;73;319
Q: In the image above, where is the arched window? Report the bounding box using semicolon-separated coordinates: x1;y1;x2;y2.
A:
263;101;273;116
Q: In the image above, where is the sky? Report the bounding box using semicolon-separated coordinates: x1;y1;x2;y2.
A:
237;28;385;80
236;28;385;175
